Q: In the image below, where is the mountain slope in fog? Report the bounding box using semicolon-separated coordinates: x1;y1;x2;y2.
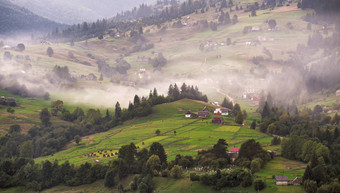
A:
10;0;158;24
0;0;64;34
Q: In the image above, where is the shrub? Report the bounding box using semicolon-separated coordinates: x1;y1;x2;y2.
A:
190;172;200;181
170;165;183;178
254;179;265;191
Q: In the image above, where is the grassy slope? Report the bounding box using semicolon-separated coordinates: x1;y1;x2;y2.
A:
35;98;271;165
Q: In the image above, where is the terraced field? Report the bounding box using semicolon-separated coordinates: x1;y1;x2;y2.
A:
35;99;271;165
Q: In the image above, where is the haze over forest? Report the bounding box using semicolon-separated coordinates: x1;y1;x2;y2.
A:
10;0;158;24
0;0;340;193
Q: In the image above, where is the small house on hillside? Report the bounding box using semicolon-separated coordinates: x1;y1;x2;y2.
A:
275;176;289;185
214;108;231;116
336;90;340;96
289;177;301;185
203;106;209;112
185;111;192;118
6;97;16;103
198;111;209;119
212;117;223;125
228;147;240;162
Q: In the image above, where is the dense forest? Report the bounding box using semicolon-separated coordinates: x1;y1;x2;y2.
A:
0;0;65;34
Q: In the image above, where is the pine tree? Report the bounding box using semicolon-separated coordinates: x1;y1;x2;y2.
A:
153;88;158;97
251;120;256;129
173;84;180;100
115;102;122;119
261;102;271;120
235;111;244;124
134;95;140;106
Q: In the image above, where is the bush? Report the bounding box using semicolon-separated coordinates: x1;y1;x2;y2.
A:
104;170;116;188
190;172;200;181
161;169;169;177
254;179;265;191
170;165;183;178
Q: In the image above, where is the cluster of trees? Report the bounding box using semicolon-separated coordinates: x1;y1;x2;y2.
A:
191;139;271;190
167;83;208;102
0;84;208;160
256;93;340;192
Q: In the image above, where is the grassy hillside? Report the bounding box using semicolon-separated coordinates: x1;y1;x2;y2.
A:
34;99;272;165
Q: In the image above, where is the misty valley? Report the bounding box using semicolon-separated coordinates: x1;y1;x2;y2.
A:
0;0;340;193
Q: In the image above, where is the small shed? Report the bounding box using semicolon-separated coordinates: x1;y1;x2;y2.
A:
212;117;223;125
289;177;301;185
275;176;289;185
6;97;16;103
203;106;209;112
198;111;209;118
185;111;192;118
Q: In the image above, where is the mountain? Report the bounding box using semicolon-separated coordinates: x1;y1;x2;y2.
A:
0;0;65;34
9;0;158;25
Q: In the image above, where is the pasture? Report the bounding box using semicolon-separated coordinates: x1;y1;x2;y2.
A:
35;99;271;165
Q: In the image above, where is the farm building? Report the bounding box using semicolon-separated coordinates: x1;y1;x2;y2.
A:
185;111;192;118
275;176;289;185
212;117;223;125
336;90;340;96
6;97;16;103
80;73;97;81
289;177;301;185
198;111;209;118
214;108;231;116
202;106;209;112
228;147;240;162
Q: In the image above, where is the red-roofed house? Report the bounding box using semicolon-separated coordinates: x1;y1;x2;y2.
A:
228;147;240;162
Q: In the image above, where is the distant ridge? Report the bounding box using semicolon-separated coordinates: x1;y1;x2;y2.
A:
0;0;65;34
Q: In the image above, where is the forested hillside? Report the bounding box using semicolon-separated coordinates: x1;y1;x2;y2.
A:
10;0;158;24
0;0;64;34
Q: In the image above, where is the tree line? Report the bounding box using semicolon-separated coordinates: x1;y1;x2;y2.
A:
0;137;271;192
256;93;340;192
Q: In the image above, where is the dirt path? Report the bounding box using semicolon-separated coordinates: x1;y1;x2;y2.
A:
215;88;234;105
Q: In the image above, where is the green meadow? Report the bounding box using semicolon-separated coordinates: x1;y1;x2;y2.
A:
35;99;271;165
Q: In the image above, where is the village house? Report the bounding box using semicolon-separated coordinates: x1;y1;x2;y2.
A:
185;111;192;118
212;117;223;125
252;26;261;32
198;111;209;119
228;147;240;162
336;90;340;96
80;73;97;81
203;106;209;112
214;108;231;116
275;176;289;185
6;97;16;103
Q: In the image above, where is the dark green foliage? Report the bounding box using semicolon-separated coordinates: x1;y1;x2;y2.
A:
268;19;277;29
238;139;271;165
104;170;116;188
251;120;256;129
190;172;200;181
46;47;54;57
40;108;51;127
155;129;160;136
16;43;25;52
232;103;241;117
74;135;81;145
235;111;244;124
271;136;281;145
281;135;305;160
221;97;233;109
149;142;167;165
0;0;63;34
254;179;265;191
150;53;167;69
9;125;21;134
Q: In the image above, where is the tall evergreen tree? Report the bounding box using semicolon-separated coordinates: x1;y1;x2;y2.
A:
115;102;122;119
134;95;140;106
261;102;271;120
